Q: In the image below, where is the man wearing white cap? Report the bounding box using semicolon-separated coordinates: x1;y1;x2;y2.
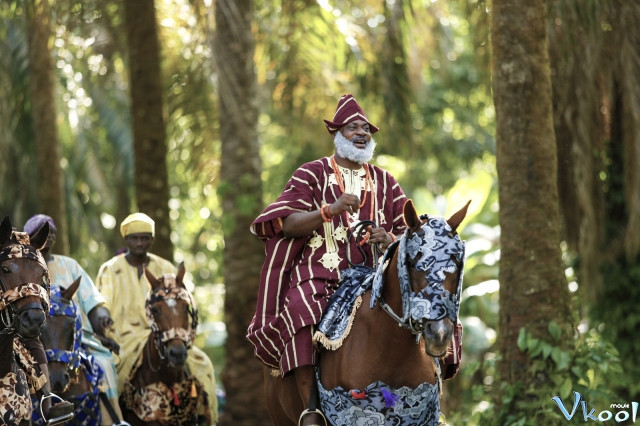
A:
95;212;218;424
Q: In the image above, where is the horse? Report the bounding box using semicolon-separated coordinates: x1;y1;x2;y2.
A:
119;263;209;425
31;278;105;426
264;199;469;426
0;216;53;425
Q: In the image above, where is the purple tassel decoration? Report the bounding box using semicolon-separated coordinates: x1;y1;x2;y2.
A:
381;387;399;408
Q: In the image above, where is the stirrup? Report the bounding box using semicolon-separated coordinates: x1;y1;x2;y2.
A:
40;393;74;426
298;408;327;426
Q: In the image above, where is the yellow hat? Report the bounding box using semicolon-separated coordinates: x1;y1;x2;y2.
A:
120;213;155;237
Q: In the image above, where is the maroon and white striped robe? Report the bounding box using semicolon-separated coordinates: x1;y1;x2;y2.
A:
246;157;407;375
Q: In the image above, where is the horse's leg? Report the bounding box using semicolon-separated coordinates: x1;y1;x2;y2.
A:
266;367;324;426
294;365;327;426
264;369;294;425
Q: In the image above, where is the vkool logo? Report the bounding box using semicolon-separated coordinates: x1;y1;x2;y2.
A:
552;391;639;422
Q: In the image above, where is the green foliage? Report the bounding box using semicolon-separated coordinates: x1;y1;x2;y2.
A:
468;326;623;426
590;256;640;400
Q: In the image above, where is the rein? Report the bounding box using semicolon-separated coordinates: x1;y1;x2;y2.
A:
372;241;423;337
346;220;380;269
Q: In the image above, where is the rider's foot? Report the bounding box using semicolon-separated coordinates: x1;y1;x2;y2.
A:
47;400;75;418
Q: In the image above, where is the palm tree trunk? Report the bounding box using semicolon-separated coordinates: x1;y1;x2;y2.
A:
26;0;68;255
214;0;268;423
123;0;173;260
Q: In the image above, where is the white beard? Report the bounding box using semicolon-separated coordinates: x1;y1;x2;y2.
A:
334;131;376;164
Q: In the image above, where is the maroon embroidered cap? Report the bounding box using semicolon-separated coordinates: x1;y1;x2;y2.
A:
323;94;379;134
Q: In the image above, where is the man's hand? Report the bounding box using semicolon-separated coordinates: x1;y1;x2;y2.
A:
96;334;120;355
88;305;120;354
368;226;394;251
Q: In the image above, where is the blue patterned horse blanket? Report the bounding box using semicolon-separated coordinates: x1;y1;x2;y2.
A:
316;363;441;426
314;265;376;349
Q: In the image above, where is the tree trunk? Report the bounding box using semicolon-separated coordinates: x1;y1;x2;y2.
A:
26;0;68;255
214;0;268;424
549;0;640;399
123;0;173;260
491;0;574;416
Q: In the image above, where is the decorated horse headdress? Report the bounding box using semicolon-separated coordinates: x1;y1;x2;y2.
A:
44;286;83;370
371;203;467;334
0;218;51;329
145;273;198;350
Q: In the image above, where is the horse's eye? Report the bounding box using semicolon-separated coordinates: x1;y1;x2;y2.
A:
150;305;160;315
0;265;9;273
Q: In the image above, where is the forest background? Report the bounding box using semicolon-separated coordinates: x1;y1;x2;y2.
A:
1;0;639;425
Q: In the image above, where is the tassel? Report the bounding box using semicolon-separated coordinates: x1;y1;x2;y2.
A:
191;382;197;398
381;388;399;408
172;386;181;406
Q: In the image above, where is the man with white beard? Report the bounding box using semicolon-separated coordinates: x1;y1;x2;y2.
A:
247;94;408;424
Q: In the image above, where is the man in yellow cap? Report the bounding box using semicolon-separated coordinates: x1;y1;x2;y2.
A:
95;212;218;424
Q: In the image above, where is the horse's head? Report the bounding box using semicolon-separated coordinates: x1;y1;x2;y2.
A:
400;200;469;357
40;277;83;393
144;262;198;368
0;216;51;338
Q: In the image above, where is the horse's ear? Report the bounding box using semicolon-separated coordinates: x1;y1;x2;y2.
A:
403;199;421;232
0;216;11;246
176;262;186;286
30;222;50;250
144;268;161;290
447;200;471;233
61;277;82;302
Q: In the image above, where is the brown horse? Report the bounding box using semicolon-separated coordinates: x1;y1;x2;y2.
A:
0;216;52;425
119;263;209;425
32;278;106;425
264;200;469;425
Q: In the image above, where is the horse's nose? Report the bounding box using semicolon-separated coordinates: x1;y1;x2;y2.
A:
424;320;451;347
167;343;188;367
49;370;71;393
17;308;46;337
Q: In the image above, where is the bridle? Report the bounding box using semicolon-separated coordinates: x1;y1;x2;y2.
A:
0;236;50;336
145;284;198;362
373;240;429;339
